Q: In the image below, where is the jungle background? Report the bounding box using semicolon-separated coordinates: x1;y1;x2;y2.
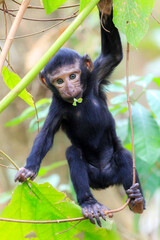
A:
0;0;160;239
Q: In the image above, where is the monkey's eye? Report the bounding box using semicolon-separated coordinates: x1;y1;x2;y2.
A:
57;78;64;84
69;74;76;80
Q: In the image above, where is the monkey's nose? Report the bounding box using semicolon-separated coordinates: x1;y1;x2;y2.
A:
68;88;75;96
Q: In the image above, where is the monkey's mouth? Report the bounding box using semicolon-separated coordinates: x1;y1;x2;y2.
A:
65;92;83;103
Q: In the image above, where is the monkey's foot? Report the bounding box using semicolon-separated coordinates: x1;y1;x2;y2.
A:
15;167;37;182
126;183;145;214
81;202;113;227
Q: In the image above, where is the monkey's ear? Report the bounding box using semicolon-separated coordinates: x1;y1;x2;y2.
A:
83;54;93;72
39;70;48;88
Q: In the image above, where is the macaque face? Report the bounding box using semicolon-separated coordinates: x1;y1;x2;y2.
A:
48;63;83;103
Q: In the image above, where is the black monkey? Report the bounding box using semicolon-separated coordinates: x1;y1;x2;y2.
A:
15;2;145;226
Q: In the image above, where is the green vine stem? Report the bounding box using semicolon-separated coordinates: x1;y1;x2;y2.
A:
0;0;99;113
0;150;19;170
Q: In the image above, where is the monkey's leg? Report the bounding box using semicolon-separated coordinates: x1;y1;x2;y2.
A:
66;145;109;226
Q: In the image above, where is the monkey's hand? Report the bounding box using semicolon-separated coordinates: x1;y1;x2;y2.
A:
126;183;145;214
15;167;38;182
81;200;113;227
97;0;112;15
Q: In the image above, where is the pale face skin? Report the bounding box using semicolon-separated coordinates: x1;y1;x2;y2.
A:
48;63;83;103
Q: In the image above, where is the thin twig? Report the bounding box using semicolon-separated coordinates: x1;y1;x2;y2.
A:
126;43;136;185
0;199;130;224
4;1;12;24
0;150;19;170
3;2;7;39
0;0;31;73
3;3;12;71
32;97;40;133
7;5;79;11
25;87;39;133
0;163;17;170
1;8;19;12
105;199;130;215
0;216;85;224
55;220;82;235
151;13;160;24
58;4;80;9
134;89;145;102
0;13;78;40
11;0;79;10
2;21;65;40
0;46;16;72
0;8;79;22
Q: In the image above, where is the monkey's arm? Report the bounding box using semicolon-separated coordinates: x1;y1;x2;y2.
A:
100;9;122;60
15;99;62;182
93;7;122;82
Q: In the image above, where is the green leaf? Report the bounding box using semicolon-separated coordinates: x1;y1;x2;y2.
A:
153;77;160;88
2;67;34;107
5;98;51;127
84;227;120;240
135;155;160;197
110;94;127;105
113;0;155;47
79;0;91;13
38;161;67;177
5;107;35;127
107;83;125;93
131;103;160;164
35;98;52;106
28;106;50;132
29;118;45;132
42;0;68;14
109;105;128;117
77;98;83;103
135;74;153;88
0;182;120;240
73;98;77;106
73;102;77;106
110;90;134;105
116;119;128;142
115;75;141;86
146;90;160;119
